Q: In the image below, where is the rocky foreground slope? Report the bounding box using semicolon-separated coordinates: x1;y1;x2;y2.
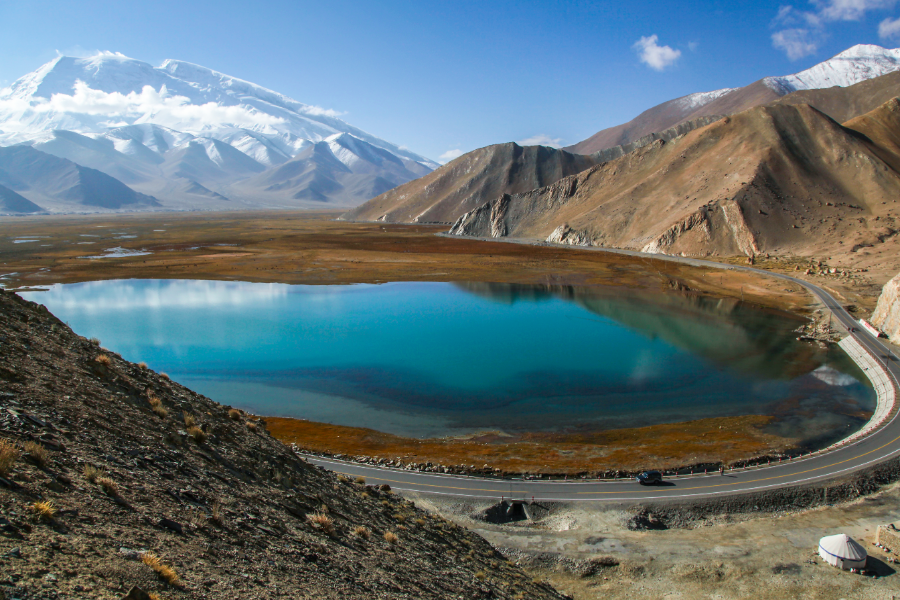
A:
872;271;900;342
0;289;564;600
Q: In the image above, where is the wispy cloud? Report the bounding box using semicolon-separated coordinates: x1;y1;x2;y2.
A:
0;80;286;131
517;134;564;148
633;35;682;71
771;1;899;59
439;148;463;163
879;15;900;38
300;105;345;118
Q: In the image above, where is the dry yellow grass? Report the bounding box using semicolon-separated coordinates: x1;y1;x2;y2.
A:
247;421;257;431
307;511;335;535
23;441;49;468
31;500;56;522
159;372;170;380
183;413;196;428
142;553;182;587
0;438;21;475
148;395;168;419
384;531;399;545
228;408;241;421
475;570;487;581
187;426;207;444
138;361;148;369
209;501;224;526
354;475;366;485
89;337;100;346
96;476;119;497
95;354;110;365
352;525;370;539
83;464;104;483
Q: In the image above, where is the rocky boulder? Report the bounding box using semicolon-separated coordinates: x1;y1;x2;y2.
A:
872;272;900;341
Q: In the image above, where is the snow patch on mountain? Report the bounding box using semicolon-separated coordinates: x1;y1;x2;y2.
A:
675;87;738;111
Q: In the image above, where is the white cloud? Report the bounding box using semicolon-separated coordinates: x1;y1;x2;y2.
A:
772;1;898;59
1;80;285;131
300;105;345;118
879;15;900;37
772;28;822;60
517;134;564;148
439;148;463;163
633;35;682;71
813;0;897;21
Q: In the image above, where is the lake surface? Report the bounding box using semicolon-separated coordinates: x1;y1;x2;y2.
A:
22;280;874;445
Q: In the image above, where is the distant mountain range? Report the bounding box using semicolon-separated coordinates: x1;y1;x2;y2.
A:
347;44;900;263
0;52;436;213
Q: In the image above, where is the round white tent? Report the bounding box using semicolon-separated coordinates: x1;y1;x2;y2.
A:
818;533;867;570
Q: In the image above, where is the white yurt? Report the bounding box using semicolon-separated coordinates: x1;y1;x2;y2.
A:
818;533;867;570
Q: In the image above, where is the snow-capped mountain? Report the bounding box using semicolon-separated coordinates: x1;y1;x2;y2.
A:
567;43;900;155
764;44;900;94
0;52;436;212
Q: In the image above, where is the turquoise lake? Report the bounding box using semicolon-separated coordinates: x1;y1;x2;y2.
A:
22;280;874;445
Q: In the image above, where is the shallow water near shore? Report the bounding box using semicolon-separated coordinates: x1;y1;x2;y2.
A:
23;279;874;446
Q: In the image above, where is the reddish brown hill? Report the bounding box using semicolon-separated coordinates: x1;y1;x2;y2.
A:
449;101;900;262
341;142;596;224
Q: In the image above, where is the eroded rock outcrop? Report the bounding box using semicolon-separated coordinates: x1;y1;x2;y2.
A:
872;271;900;341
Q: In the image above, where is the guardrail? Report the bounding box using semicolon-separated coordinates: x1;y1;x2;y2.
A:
827;336;898;448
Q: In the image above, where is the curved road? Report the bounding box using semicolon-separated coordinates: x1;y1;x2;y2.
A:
308;243;900;502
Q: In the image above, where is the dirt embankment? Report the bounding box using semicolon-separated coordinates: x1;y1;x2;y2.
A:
0;289;566;600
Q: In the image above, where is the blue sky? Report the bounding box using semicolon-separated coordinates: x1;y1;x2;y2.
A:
2;0;900;162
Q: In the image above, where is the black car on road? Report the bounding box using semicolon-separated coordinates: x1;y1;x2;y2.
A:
635;470;663;485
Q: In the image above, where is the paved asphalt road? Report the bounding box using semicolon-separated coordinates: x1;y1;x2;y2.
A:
308;242;900;502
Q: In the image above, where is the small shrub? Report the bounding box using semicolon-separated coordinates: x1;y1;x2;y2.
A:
352;525;370;539
24;441;50;468
209;501;224;526
148;396;168;419
83;464;104;483
383;531;399;545
142;552;181;587
0;438;21;475
475;570;486;581
393;513;406;522
148;593;162;600
415;518;427;527
159;372;170;381
96;354;110;365
354;475;366;485
183;413;196;428
137;362;148;369
31;500;56;522
307;511;334;535
187;426;207;444
246;421;257;431
96;476;119;497
228;408;241;421
89;337;100;346
337;474;350;483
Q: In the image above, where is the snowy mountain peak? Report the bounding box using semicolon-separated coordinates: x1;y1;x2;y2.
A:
0;52;435;168
764;44;900;94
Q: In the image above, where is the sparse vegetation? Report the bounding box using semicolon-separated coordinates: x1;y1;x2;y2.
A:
89;337;100;346
31;500;56;522
187;425;207;444
0;438;21;475
209;501;224;526
384;531;399;545
24;440;50;468
137;361;148;369
308;511;335;535
393;513;406;522
475;570;487;581
83;464;104;483
148;394;168;418
228;408;242;421
159;372;170;380
352;525;370;539
354;475;366;484
96;476;119;497
247;421;257;431
183;413;196;428
142;552;182;587
96;354;110;365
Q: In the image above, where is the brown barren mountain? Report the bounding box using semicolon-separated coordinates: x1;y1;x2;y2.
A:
448;101;900;261
341;143;596;224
